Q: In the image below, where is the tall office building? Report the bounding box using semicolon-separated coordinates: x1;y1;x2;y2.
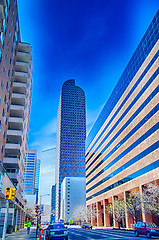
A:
86;10;159;228
0;0;32;234
40;147;56;205
23;149;37;195
51;185;56;223
55;79;86;221
35;158;40;204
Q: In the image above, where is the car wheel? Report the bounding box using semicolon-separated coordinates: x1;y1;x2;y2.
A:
146;232;151;238
135;231;139;237
65;237;68;240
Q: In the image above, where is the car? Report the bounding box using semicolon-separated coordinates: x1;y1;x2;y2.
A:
134;222;159;238
81;222;92;229
45;223;68;240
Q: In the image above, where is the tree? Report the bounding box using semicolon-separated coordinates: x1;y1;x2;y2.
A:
107;199;125;229
126;190;142;224
72;204;99;224
86;204;98;222
142;182;159;216
72;205;86;224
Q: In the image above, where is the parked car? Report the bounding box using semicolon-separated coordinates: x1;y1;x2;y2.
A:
45;223;68;240
134;222;159;238
81;222;92;229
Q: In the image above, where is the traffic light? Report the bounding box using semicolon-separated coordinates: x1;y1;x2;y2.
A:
5;187;11;199
10;188;16;199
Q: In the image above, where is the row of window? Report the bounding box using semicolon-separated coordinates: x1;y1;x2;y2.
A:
87;140;158;194
86;83;158;182
86;12;159;150
87;105;158;188
86;52;158;163
87;160;159;201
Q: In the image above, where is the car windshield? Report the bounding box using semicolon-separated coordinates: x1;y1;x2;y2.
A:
146;223;158;228
49;224;65;229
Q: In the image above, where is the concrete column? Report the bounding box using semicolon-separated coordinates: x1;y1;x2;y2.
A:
124;191;134;228
103;199;111;227
97;202;102;226
8;203;14;229
124;191;128;229
91;204;97;226
112;196;119;228
139;185;146;222
17;209;21;230
22;211;25;228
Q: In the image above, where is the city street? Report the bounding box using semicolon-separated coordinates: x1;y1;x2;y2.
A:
2;227;159;240
68;228;159;240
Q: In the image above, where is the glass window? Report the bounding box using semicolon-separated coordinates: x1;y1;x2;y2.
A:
0;48;2;63
1;145;3;154
0;120;2;131
3;19;6;33
1;33;4;48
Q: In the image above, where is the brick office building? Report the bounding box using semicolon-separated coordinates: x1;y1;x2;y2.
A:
86;10;159;228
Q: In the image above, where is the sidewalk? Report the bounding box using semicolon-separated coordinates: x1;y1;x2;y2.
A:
0;227;38;240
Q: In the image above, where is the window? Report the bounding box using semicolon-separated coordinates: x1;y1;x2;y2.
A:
0;49;2;63
5;7;8;21
1;81;3;90
3;131;5;139
1;145;3;154
3;19;6;33
1;33;4;49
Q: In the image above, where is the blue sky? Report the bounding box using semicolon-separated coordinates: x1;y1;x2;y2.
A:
17;0;158;158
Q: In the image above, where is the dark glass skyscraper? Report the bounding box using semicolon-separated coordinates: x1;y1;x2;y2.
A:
55;79;86;221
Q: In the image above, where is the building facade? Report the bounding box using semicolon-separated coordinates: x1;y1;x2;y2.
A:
35;158;40;204
39;147;56;206
60;177;86;221
23;149;37;195
50;185;56;223
0;0;32;235
86;10;159;228
55;79;86;221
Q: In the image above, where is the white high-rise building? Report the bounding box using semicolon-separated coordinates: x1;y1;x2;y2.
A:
60;177;86;221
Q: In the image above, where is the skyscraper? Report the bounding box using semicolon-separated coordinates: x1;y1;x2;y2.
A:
51;185;56;223
55;79;86;221
0;0;32;233
40;147;56;205
35;158;41;204
23;149;37;195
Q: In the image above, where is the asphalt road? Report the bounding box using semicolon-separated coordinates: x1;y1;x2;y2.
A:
3;226;159;240
68;228;159;240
